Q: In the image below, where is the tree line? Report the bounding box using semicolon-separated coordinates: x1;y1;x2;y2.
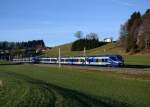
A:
72;31;107;51
0;40;45;50
119;9;150;53
0;40;45;59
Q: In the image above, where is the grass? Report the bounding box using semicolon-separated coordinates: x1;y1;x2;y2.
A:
124;55;150;66
0;60;14;65
0;64;150;107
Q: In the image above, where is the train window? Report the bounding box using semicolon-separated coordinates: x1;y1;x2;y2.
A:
66;59;69;62
117;56;123;60
102;59;104;62
95;59;102;62
96;59;98;62
69;59;73;62
51;59;57;62
98;59;102;62
105;59;108;62
77;59;79;62
61;59;64;62
45;59;50;61
89;59;93;62
102;59;108;62
81;59;85;62
73;59;78;62
72;59;75;62
79;59;84;62
68;59;71;62
79;59;81;62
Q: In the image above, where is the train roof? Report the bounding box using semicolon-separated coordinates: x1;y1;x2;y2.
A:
88;54;122;57
35;54;122;59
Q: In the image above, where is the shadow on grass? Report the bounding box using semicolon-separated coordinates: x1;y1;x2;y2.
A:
1;71;133;107
42;82;132;107
123;64;150;69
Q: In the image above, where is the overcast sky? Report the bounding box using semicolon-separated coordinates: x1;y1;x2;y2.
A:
0;0;149;46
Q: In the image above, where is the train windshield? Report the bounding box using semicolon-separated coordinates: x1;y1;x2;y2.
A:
110;55;123;61
117;56;123;60
110;56;117;61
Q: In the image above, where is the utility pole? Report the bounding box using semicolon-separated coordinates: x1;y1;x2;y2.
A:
58;48;61;68
84;47;86;65
9;55;10;61
84;47;86;57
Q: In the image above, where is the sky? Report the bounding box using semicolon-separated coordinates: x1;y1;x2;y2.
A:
0;0;150;47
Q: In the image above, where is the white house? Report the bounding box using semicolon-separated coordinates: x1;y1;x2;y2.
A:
104;38;113;43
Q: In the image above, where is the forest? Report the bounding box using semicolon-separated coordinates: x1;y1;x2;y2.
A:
119;9;150;53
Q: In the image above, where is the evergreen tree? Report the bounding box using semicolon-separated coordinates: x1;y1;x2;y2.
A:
71;32;104;51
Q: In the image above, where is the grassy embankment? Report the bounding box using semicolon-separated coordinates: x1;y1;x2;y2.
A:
0;64;150;107
44;43;150;66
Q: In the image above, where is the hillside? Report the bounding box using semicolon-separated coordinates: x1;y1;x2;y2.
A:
44;42;150;57
43;43;150;66
44;43;125;57
44;43;83;57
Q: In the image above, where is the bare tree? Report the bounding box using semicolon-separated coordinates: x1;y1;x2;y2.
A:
74;31;83;39
119;23;128;47
86;32;99;40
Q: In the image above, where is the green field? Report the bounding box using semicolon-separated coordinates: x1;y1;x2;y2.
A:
124;55;150;66
0;60;14;65
0;64;150;107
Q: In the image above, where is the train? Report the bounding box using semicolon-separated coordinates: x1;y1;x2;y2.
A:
13;54;124;67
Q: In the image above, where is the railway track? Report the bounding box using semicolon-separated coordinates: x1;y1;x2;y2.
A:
35;64;150;75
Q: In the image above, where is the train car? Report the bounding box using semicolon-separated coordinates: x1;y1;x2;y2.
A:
87;56;110;66
63;55;123;67
39;57;58;64
12;54;124;67
13;57;34;63
86;55;124;67
72;57;85;65
60;57;73;64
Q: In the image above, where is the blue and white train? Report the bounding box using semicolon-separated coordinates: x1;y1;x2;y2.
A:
13;55;124;67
